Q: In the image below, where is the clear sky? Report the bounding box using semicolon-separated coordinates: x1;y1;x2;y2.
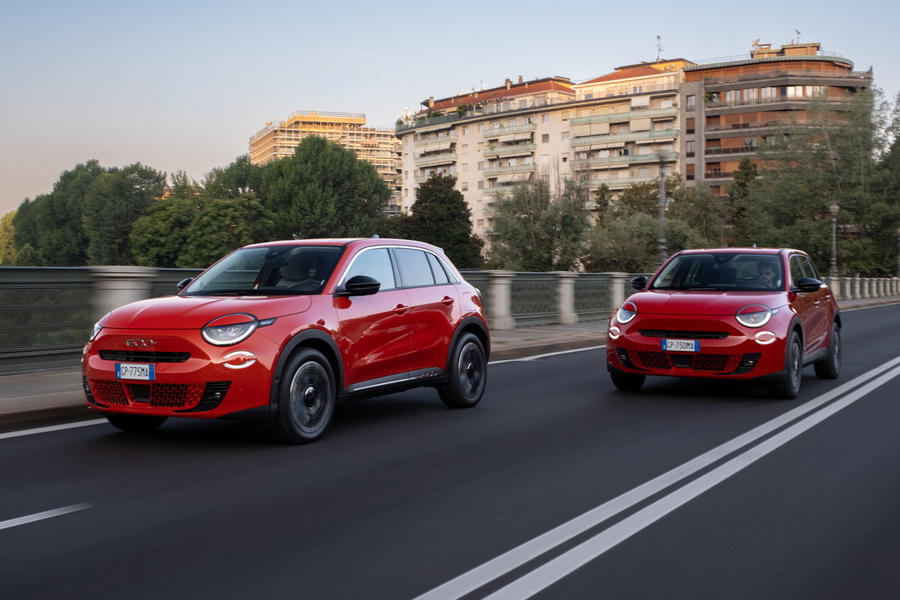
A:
1;0;897;217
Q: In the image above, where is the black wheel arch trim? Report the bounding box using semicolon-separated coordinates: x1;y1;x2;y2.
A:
268;329;345;419
446;316;491;371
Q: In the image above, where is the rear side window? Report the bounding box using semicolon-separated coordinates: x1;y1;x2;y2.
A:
789;255;808;287
394;248;435;288
427;253;450;285
343;248;396;291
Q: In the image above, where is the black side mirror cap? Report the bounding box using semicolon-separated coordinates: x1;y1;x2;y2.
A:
630;275;648;291
337;275;381;297
796;277;823;293
176;277;193;291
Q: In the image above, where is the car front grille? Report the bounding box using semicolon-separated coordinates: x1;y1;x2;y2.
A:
635;352;741;373
99;350;191;363
87;380;219;410
637;351;671;369
639;330;729;340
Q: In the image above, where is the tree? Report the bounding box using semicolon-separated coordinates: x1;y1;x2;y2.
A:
204;155;262;199
0;210;16;265
176;198;276;267
130;198;199;267
727;158;757;246
583;212;703;273
668;180;725;248
82;163;166;265
488;178;590;271
260;136;388;239
406;174;483;267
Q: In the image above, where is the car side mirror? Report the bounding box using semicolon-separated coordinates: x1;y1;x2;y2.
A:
176;277;193;291
630;275;648;291
338;275;381;297
795;277;823;293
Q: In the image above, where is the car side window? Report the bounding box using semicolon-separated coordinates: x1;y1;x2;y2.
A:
427;253;450;285
789;256;807;288
801;256;820;279
394;248;435;288
342;248;396;291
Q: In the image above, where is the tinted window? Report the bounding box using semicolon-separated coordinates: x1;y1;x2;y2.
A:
427;253;450;285
395;248;434;287
801;256;819;279
789;256;807;287
651;252;784;291
343;248;396;291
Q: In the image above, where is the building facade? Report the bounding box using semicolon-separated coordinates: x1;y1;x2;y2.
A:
249;111;402;211
680;42;871;196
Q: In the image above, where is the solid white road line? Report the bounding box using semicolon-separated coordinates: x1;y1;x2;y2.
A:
484;362;900;600
0;419;106;441
415;355;900;600
489;345;604;365
0;503;94;531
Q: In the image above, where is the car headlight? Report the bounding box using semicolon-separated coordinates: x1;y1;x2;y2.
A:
201;313;259;346
736;305;775;328
89;313;110;341
616;301;638;324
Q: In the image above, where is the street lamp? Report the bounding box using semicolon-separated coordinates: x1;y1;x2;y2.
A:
829;202;839;278
656;152;669;267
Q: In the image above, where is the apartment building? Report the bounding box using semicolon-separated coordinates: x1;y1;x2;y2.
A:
249;110;402;211
680;42;871;195
398;63;690;240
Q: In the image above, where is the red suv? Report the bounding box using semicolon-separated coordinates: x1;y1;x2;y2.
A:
82;238;490;443
606;248;840;398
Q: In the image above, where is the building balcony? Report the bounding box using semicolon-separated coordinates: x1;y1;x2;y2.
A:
588;177;658;190
570;107;678;126
704;170;739;181
482;123;537;140
569;129;679;148
483;163;537;177
415;171;455;184
571;156;629;170
704;146;758;157
414;151;457;167
483;143;536;158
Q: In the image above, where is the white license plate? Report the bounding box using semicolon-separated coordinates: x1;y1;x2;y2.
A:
662;339;699;352
116;363;155;380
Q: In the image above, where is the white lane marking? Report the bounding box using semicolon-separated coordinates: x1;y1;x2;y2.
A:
0;419;106;441
415;355;900;600
841;300;900;312
0;503;94;531
485;363;900;600
489;345;604;365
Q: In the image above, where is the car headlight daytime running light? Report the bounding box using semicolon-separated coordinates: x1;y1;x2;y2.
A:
616;301;638;325
736;305;774;328
201;313;259;346
89;313;110;341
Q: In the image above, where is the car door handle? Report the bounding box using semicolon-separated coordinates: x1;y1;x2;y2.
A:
393;304;409;315
441;296;454;306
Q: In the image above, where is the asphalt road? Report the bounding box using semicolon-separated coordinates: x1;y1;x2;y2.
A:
1;304;899;599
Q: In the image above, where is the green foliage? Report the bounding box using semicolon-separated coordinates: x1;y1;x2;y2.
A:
406;174;483;267
668;181;725;248
727;158;757;246
176;198;276;268
260;136;388;239
488;178;590;271
203;155;262;199
0;211;16;265
130;198;199;267
82;163;166;265
582;213;703;273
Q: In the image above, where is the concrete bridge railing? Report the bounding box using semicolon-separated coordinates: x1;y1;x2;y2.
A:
1;267;898;374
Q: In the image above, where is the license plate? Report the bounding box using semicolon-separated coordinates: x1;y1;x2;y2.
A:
662;339;699;352
116;363;155;380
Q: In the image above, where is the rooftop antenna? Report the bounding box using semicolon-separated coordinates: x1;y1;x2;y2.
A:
793;29;801;44
655;35;664;62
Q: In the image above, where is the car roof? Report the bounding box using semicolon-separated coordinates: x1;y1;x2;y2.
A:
676;247;803;256
242;238;445;254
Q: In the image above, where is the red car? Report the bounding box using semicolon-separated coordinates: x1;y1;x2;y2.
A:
606;248;841;398
82;238;490;443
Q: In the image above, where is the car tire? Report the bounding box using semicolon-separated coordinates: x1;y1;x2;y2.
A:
438;333;487;408
813;322;841;380
609;369;645;391
275;348;336;444
771;329;803;399
105;413;167;432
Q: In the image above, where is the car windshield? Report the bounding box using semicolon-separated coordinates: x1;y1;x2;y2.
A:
182;245;344;296
651;252;784;292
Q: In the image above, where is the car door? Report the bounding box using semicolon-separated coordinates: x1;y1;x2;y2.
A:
787;254;823;355
800;254;829;351
332;247;413;387
392;247;460;374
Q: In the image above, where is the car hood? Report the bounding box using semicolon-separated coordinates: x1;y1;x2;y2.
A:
103;295;313;330
627;290;786;316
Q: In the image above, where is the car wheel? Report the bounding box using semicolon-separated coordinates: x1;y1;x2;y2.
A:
275;348;336;444
814;323;841;380
105;413;167;432
771;330;803;399
609;368;645;391
438;333;487;408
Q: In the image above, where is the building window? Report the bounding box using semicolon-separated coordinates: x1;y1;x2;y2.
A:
519;99;528;108
477;180;484;190
462;127;468;135
686;141;695;157
477;161;483;170
542;133;550;143
561;132;569;141
461;182;468;191
584;93;593;100
686;118;695;134
561;154;568;163
542;114;550;123
462;163;468;173
462;144;468;152
502;102;511;111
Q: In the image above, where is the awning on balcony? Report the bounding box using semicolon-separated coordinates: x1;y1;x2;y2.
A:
423;141;453;151
498;132;532;142
590;142;624;150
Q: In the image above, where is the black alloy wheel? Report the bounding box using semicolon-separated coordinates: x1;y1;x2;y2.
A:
609;368;646;391
814;322;841;379
439;333;487;408
772;329;803;399
276;348;336;444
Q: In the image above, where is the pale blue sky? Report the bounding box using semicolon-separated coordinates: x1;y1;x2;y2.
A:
1;0;897;216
